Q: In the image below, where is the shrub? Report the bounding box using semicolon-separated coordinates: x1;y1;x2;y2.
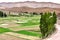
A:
0;11;7;17
33;12;38;15
3;13;7;17
40;12;57;38
9;15;19;17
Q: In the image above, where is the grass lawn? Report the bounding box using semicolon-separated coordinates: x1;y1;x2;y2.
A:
16;30;42;37
0;27;12;34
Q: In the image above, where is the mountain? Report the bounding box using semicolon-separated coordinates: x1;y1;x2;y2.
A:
0;1;60;8
0;1;60;16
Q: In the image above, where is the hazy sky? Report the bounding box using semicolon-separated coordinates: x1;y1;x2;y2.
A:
0;0;60;3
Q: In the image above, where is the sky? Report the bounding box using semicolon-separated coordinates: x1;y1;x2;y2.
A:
0;0;60;4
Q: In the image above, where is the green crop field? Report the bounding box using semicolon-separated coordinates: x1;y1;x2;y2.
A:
16;30;42;37
0;27;12;34
0;15;41;38
0;15;40;28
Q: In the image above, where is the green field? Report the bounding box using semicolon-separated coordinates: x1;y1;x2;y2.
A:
0;27;12;34
0;15;41;37
0;15;40;28
0;27;42;37
16;30;42;37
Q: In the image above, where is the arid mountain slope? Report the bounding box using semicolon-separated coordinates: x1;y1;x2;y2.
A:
0;1;60;8
0;1;60;16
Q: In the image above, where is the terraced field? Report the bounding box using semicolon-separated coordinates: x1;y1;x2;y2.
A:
0;15;41;40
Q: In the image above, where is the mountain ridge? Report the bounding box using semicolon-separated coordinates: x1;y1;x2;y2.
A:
0;1;60;15
0;1;60;8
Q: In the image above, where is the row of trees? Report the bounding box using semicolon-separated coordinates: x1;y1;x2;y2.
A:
40;12;57;38
0;11;40;17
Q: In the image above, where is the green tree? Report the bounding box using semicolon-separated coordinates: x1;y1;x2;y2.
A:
0;11;7;17
53;11;57;24
0;11;3;17
40;12;57;38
